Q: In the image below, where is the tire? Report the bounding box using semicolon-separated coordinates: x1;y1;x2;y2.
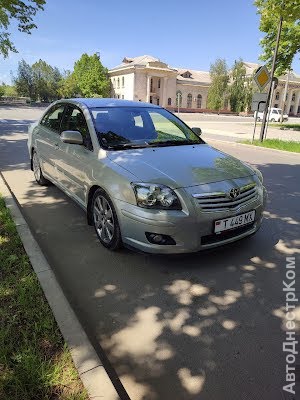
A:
257;117;261;122
92;188;122;250
32;150;50;186
270;118;275;122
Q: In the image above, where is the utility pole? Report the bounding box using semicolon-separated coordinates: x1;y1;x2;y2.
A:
259;14;283;142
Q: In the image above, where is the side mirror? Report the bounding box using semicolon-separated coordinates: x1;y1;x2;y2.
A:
192;127;202;136
60;130;83;145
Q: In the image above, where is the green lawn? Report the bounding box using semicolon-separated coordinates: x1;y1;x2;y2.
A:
241;139;300;153
0;195;88;400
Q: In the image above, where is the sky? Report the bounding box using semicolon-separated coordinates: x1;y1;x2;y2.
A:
0;0;299;84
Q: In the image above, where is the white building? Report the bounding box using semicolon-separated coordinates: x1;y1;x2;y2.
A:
108;55;300;115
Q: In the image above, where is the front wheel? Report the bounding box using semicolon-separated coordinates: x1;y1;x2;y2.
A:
32;150;50;185
270;118;275;122
92;189;122;250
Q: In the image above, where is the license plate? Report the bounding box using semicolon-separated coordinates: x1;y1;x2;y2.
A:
214;210;255;233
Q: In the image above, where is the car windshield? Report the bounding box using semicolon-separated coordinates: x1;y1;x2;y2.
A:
89;106;204;149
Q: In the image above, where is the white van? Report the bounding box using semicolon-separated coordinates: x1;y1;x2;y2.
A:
256;107;288;122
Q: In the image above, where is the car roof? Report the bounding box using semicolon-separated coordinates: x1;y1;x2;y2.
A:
60;98;161;109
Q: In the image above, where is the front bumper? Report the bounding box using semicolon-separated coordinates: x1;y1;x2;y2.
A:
114;183;267;254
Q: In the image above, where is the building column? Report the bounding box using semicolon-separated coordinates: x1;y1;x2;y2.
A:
294;91;300;116
146;75;152;103
161;77;168;107
285;93;292;115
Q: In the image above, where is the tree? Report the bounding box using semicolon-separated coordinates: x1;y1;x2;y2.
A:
13;59;35;99
0;0;45;57
207;59;229;111
13;58;61;101
73;53;110;98
32;59;61;101
0;82;17;97
229;60;247;113
58;70;79;98
255;0;300;75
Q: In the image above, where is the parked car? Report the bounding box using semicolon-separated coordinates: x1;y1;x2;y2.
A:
28;98;267;254
255;107;288;122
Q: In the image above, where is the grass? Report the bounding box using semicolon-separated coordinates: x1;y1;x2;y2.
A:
241;139;300;153
278;123;300;131
0;195;88;400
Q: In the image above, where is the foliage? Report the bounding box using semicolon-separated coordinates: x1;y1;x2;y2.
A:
58;70;79;98
72;53;110;98
13;59;61;101
13;59;35;99
207;59;229;111
32;59;62;101
229;60;247;112
0;0;45;57
0;82;17;97
255;0;300;75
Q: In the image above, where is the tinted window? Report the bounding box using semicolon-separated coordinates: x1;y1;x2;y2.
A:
41;105;65;132
61;106;93;151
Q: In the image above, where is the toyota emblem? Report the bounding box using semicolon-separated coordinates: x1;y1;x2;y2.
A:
229;188;240;199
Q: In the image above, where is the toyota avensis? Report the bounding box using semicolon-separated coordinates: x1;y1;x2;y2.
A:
28;99;267;254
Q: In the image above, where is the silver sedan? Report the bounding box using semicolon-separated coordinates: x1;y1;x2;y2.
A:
28;98;267;254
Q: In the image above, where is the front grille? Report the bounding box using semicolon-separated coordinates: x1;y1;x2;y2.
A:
201;223;255;245
193;183;257;211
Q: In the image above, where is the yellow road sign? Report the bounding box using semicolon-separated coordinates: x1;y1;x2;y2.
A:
254;66;271;90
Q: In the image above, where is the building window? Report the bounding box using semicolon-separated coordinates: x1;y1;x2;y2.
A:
286;93;288;101
117;78;120;88
157;98;160;106
197;94;202;108
113;78;115;88
150;78;153;93
292;93;295;102
187;93;192;108
290;105;293;113
275;92;280;100
176;91;182;107
158;79;161;89
122;77;125;88
122;95;124;99
168;97;172;106
150;96;153;104
274;104;279;108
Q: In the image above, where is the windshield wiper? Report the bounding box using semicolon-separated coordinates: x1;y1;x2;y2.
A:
106;142;150;150
148;139;200;147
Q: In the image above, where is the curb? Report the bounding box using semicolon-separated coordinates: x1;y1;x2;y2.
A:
206;137;300;155
0;173;120;400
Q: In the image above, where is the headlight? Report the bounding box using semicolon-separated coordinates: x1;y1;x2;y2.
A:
131;183;182;210
253;167;263;183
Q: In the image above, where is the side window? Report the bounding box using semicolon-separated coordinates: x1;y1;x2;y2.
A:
149;111;186;139
40;105;65;133
61;106;93;151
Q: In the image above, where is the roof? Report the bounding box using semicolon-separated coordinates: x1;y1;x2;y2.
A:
66;98;160;108
110;55;163;71
177;68;211;84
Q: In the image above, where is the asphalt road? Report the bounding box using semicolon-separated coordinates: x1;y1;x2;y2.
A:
0;109;300;400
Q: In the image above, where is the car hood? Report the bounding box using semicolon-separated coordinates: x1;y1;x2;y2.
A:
107;144;254;188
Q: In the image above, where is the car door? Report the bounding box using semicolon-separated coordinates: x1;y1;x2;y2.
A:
57;105;94;205
36;104;66;181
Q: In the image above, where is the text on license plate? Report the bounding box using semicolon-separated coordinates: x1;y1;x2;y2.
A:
214;210;255;233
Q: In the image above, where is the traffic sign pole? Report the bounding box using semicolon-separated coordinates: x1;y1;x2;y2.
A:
259;14;283;142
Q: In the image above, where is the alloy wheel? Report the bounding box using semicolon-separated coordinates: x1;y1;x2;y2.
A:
93;195;115;244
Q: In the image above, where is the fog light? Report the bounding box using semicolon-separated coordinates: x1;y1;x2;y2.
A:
145;232;176;245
